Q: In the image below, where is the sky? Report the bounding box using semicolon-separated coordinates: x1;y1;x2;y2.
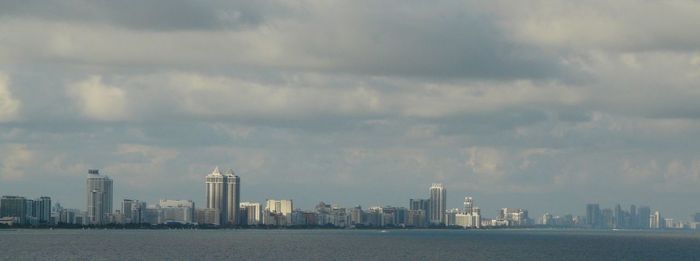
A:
1;0;700;219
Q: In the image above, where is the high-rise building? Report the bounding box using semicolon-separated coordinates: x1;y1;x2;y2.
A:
629;205;638;228
206;167;226;225
86;169;113;225
586;204;601;228
614;204;625;229
159;199;195;224
602;208;614;229
693;212;700;223
638;206;651;229
265;199;293;226
429;184;446;225
205;167;241;226
350;206;363;226
0;196;27;224
650;210;662;229
464;197;474;214
121;199;146;224
37;197;51;224
409;198;430;226
225;169;240;225
498;208;530;226
240;202;261;225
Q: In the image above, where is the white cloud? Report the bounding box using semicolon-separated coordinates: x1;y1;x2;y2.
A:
494;0;700;52
0;73;21;122
0;144;35;181
67;75;128;121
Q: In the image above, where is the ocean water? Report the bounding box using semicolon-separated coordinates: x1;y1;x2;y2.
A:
1;229;699;260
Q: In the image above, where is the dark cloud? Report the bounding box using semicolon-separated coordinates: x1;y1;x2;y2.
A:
0;0;266;31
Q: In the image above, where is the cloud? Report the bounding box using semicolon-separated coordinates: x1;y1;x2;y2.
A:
0;0;266;31
3;0;700;217
0;144;35;181
494;0;700;52
66;75;128;121
0;1;562;79
0;73;21;122
105;144;179;189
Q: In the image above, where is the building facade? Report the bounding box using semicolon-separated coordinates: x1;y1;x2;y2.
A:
205;167;241;226
225;169;240;225
86;169;113;225
429;183;446;225
240;202;261;225
159;199;195;224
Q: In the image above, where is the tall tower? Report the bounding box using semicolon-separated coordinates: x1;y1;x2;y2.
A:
586;203;601;228
86;169;113;225
225;169;240;225
206;167;227;225
463;197;474;214
429;183;446;225
37;196;51;224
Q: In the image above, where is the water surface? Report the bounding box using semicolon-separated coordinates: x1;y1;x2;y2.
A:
1;229;698;260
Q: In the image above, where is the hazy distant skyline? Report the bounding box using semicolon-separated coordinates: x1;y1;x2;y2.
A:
1;1;700;219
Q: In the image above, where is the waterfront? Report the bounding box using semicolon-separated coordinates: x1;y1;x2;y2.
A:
1;229;699;260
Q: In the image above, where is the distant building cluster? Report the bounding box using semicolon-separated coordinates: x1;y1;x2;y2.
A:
0;195;51;226
580;203;698;230
2;168;700;230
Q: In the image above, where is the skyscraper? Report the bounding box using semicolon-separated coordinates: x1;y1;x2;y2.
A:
586;203;601;228
37;196;51;224
86;169;113;225
205;167;241;225
240;202;262;225
409;198;430;226
464;197;474;214
614;204;624;229
122;199;146;224
629;205;638;228
638;206;651;229
0;196;26;224
429;183;446;225
206;167;226;225
650;210;662;229
225;169;240;225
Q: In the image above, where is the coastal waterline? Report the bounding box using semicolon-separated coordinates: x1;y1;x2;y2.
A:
1;229;699;260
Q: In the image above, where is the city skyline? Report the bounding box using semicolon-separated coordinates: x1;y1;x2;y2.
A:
3;168;697;230
4;167;699;226
2;167;699;222
2;1;700;222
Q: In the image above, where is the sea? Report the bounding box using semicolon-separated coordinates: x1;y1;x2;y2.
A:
1;229;699;260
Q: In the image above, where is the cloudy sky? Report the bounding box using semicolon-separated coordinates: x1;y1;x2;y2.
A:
1;0;700;219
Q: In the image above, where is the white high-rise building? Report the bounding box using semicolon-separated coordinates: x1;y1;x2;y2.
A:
225;169;240;225
650;210;662;229
86;169;113;225
463;197;474;214
205;167;241;225
206;167;226;224
240;202;262;225
429;183;446;225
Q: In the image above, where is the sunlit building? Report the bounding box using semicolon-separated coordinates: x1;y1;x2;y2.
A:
429;184;446;225
86;169;113;225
